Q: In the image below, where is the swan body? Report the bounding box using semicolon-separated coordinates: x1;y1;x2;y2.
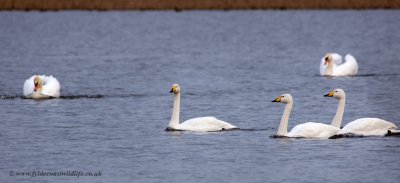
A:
167;84;238;132
174;117;238;132
271;94;339;139
320;53;358;76
287;122;340;138
324;89;399;136
23;75;60;99
338;118;399;136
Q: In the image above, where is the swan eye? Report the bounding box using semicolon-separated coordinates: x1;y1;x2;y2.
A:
282;96;284;98
325;57;328;61
335;91;337;93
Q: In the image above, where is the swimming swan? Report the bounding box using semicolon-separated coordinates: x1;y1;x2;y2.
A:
166;84;238;132
271;94;339;139
23;75;60;99
320;53;358;76
324;89;399;136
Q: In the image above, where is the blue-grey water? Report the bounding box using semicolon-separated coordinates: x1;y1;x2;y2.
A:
0;10;400;182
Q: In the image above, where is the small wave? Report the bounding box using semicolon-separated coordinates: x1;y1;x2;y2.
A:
353;73;399;77
329;133;365;139
0;95;21;99
329;131;400;139
59;95;104;99
240;127;273;131
269;135;304;139
0;94;147;100
314;73;399;78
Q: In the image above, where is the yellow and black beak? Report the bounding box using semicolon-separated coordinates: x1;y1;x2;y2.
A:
324;91;334;97
272;96;283;102
170;86;177;94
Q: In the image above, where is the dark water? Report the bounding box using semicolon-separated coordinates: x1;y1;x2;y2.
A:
1;10;400;182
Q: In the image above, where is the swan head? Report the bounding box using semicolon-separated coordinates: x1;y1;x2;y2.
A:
33;75;42;92
272;94;292;104
324;53;333;65
170;84;180;94
324;89;345;99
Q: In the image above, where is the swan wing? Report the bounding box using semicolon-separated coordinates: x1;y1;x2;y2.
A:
331;53;343;64
179;117;238;132
333;54;358;76
339;118;398;136
288;122;340;139
41;75;61;97
23;75;35;96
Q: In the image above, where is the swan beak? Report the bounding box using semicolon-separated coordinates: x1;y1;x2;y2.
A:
272;96;282;102
324;91;334;97
170;86;177;94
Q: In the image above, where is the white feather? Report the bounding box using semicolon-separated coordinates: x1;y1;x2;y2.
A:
326;89;398;137
338;118;398;136
272;94;339;139
320;53;358;76
23;75;61;99
167;84;238;132
288;122;340;138
179;117;238;132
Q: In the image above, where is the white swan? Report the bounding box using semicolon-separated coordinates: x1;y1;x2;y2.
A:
324;89;399;136
271;94;339;139
320;53;358;76
166;84;238;132
23;75;60;99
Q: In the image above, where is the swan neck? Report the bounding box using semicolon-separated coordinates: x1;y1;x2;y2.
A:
325;61;334;75
331;97;345;128
277;102;292;136
169;93;180;129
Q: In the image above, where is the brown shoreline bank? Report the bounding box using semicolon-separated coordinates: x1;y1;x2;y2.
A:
1;0;400;10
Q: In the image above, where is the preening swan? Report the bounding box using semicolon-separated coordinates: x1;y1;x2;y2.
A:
320;53;358;76
23;75;60;99
324;89;399;136
166;84;238;132
271;94;339;139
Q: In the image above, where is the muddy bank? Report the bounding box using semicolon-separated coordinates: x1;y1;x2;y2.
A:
1;0;399;10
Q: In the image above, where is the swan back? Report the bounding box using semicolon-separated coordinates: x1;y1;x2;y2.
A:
333;54;358;76
288;122;340;139
339;118;398;136
41;76;61;97
179;117;238;132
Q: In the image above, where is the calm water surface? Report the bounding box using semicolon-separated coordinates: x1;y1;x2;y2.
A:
0;10;399;182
